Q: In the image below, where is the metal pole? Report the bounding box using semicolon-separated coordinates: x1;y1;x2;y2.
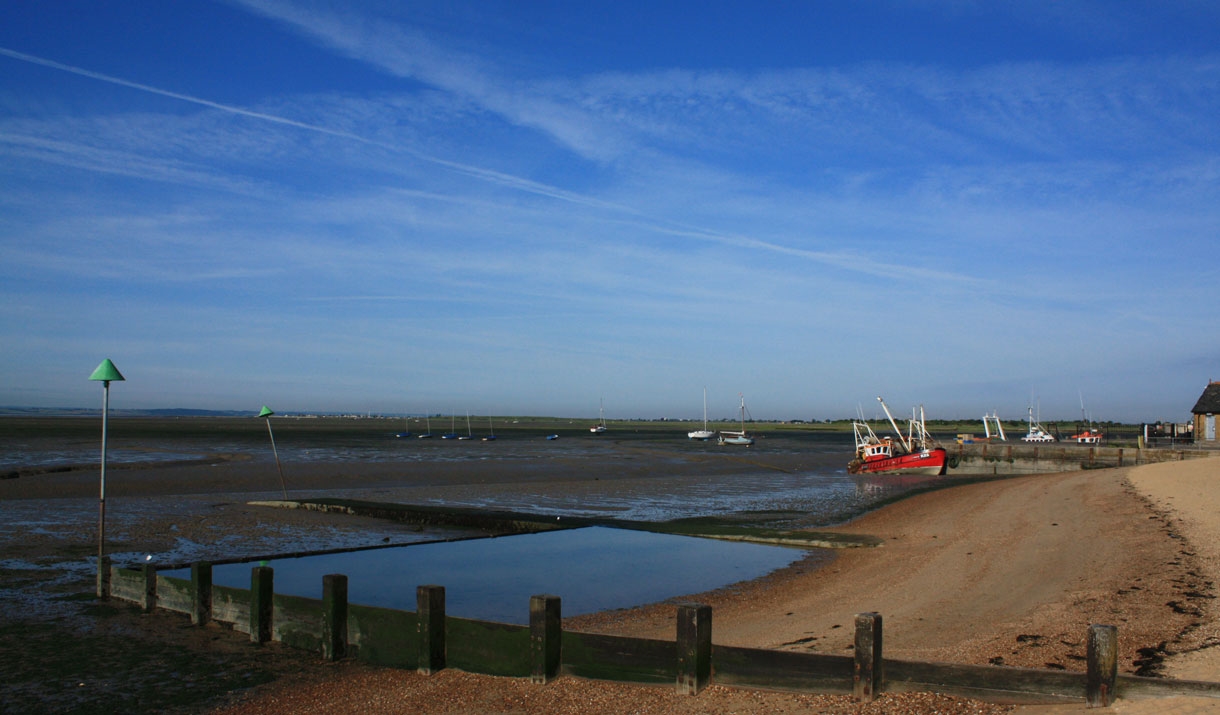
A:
98;379;109;564
265;417;287;500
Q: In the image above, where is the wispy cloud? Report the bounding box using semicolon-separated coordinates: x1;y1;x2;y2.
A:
1;2;1217;418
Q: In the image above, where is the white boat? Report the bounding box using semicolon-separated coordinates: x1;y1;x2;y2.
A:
688;387;716;441
458;412;474;440
590;399;607;434
417;415;433;438
1021;406;1056;442
718;394;754;446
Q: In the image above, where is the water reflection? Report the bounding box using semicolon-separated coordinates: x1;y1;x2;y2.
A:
165;526;810;625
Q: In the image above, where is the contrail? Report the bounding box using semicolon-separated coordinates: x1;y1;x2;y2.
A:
0;47;383;147
0;46;622;211
0;46;982;285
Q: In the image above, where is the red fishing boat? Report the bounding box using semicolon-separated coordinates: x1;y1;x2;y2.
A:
848;397;947;476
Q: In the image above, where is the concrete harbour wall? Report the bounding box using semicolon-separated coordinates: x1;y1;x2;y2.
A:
947;444;1210;476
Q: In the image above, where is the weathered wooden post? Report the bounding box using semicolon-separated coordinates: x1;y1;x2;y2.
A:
1087;624;1118;708
251;565;274;644
676;603;712;695
141;562;157;613
417;585;446;674
854;612;884;702
191;561;212;626
322;574;348;662
530;594;562;684
97;555;111;600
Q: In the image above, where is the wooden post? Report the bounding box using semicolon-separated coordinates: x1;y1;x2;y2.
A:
417;585;446;674
854;612;883;702
322;574;348;661
250;566;273;644
530;594;562;684
190;561;212;626
1087;624;1118;708
141;562;157;613
96;555;111;599
676;603;712;695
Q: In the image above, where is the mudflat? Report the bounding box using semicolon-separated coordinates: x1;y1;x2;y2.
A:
3;430;1219;714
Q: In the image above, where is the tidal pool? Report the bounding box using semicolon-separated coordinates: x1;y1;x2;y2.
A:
166;526;810;625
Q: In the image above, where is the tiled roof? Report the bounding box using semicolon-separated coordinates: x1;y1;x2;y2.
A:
1191;382;1220;414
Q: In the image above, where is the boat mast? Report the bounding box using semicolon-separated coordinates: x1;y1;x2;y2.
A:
702;387;708;431
877;396;911;452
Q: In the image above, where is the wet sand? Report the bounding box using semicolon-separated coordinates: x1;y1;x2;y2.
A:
4;446;1220;713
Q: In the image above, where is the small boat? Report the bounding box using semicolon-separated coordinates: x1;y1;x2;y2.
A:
848;397;947;476
441;414;459;439
546;434;560;440
718;394;754;446
1070;393;1102;443
395;416;410;438
482;416;497;441
590;399;607;434
1020;406;1056;443
458;412;474;440
688;387;716;441
416;415;433;438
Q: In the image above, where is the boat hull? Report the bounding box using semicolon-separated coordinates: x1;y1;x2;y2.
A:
849;447;947;476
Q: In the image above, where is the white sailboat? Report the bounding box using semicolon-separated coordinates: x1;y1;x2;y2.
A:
416;415;433;438
688;387;716;440
590;399;607;434
458;412;474;440
718;394;754;446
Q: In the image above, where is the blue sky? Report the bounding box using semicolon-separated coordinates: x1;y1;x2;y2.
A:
1;1;1217;423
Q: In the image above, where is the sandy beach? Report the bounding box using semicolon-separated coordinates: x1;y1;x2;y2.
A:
3;442;1220;714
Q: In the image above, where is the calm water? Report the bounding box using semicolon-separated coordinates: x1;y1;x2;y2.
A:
5;423;941;622
163;526;810;624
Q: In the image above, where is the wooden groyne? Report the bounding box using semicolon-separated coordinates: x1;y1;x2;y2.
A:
100;560;1220;707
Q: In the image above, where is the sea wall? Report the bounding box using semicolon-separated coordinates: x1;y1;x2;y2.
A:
946;443;1210;476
